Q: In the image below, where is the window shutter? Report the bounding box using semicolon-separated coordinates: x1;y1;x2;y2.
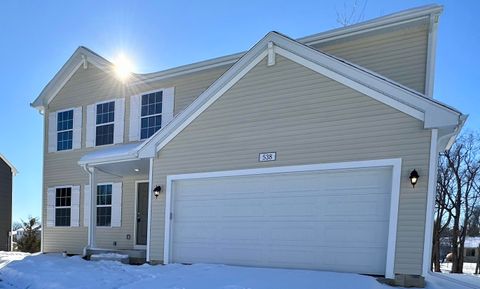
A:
114;98;125;144
72;107;82;150
48;112;57;153
129;95;141;141
86;104;95;148
83;185;91;227
162;87;175;126
111;182;122;227
47;188;56;227
71;185;80;227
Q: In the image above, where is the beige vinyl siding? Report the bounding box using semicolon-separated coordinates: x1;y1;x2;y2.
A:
43;62;230;254
311;18;429;94
150;55;431;275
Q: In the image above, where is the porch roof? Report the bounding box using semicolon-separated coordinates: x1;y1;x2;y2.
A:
78;143;142;166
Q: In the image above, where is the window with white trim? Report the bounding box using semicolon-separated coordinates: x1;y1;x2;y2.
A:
97;184;112;226
55;187;71;226
57;110;73;151
96;101;115;146
140;91;162;139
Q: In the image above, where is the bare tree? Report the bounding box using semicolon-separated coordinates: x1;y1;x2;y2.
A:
336;0;368;27
434;132;480;273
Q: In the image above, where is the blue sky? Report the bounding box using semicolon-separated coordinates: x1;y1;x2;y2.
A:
0;0;478;222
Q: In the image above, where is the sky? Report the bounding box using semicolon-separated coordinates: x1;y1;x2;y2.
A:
0;0;479;223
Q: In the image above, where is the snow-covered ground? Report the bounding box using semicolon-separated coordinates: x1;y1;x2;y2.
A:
441;262;479;276
0;252;475;289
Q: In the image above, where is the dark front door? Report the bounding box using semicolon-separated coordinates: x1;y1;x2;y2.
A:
136;182;149;246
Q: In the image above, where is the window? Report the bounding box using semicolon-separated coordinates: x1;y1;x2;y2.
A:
97;184;112;226
96;101;115;146
466;248;476;257
55;187;71;226
140;91;162;139
57;110;73;151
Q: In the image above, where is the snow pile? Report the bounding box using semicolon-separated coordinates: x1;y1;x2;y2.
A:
90;253;129;264
0;253;472;289
0;251;30;269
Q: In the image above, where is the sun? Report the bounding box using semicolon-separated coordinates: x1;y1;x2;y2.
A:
113;53;133;81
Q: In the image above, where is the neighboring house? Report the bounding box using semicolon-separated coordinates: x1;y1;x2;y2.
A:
0;154;17;251
440;237;480;263
12;227;42;243
30;5;466;287
464;237;480;263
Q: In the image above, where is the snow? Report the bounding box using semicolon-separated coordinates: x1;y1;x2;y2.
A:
0;252;474;289
78;143;140;164
440;262;479;277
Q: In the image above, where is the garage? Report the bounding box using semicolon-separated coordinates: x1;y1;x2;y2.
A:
164;161;399;276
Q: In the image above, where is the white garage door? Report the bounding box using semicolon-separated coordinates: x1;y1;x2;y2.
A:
169;166;393;275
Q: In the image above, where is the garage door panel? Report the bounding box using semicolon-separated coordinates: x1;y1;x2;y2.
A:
170;167;392;275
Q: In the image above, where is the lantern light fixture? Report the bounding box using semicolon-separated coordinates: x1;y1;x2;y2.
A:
409;169;419;188
153;185;162;199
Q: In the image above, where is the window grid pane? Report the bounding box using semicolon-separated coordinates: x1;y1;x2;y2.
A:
96;184;112;227
140;91;163;139
95;124;114;146
57;110;73;151
96;102;115;125
55;187;71;226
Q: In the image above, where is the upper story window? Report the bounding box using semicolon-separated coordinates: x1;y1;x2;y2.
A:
141;91;163;139
96;101;115;146
57;110;73;151
55;187;71;226
97;184;112;227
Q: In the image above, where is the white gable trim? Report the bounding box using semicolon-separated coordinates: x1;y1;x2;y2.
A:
0;154;18;176
137;32;461;157
275;46;424;121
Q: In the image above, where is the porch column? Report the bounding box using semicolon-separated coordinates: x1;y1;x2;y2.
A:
87;166;97;248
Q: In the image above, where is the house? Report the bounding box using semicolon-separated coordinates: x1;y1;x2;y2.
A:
0;154;17;251
30;5;466;287
464;237;480;263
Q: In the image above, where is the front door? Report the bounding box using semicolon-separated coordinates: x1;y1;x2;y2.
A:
136;182;149;246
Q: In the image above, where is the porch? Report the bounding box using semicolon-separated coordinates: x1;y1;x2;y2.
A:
78;143;155;263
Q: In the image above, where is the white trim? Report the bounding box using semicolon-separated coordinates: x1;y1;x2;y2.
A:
0;154;17;176
141;50;267;155
134;180;149;250
128;5;442;86
163;158;401;278
95;182;114;228
422;129;439;276
46;62;83;107
425;14;440;98
137;31;461;157
146;158;153;262
274;46;424;121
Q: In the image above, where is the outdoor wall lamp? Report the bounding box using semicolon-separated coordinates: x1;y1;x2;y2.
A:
409;169;419;188
153;186;162;199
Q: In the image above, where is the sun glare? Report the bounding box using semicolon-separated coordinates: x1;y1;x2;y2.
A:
113;53;133;81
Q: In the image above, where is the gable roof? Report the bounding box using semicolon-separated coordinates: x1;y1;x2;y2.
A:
136;31;463;158
32;4;443;111
0;154;18;176
30;46;112;111
134;4;442;85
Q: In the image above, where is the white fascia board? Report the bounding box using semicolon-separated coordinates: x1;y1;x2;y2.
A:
299;4;442;45
139;31;461;157
0;154;18;176
136;5;442;85
137;35;271;158
270;34;460;129
31;47;124;110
